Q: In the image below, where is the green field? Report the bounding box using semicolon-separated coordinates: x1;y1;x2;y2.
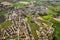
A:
0;10;8;15
12;2;27;8
0;20;12;30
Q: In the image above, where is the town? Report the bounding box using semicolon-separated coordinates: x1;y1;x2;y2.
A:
0;0;60;40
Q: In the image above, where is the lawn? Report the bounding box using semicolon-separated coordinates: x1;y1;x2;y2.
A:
12;2;26;8
0;20;12;30
0;10;8;15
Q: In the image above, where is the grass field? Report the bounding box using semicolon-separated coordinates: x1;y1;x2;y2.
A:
0;10;8;15
12;2;27;8
0;20;12;30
